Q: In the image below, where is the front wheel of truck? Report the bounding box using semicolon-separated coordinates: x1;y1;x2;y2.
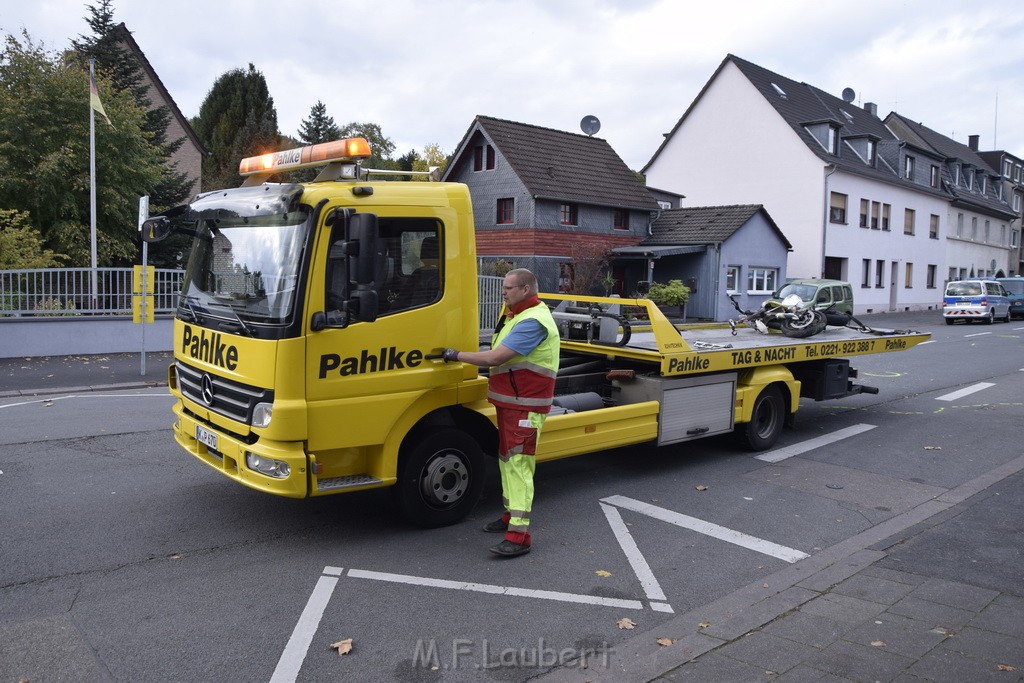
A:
737;385;785;451
395;428;486;528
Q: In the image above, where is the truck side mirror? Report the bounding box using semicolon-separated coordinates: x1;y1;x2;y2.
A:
141;216;172;242
346;212;379;285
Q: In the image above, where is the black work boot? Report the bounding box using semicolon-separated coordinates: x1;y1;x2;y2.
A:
488;539;531;557
482;517;509;533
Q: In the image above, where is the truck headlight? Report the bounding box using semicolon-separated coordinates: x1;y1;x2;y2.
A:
252;402;273;428
246;452;290;479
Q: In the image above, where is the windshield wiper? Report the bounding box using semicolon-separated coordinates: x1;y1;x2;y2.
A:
212;300;255;337
178;296;202;323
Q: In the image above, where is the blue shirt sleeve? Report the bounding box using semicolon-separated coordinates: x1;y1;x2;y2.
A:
499;319;547;357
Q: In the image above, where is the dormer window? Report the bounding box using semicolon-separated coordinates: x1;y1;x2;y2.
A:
966;168;975;191
904;155;915;180
804;121;841;155
843;136;876;165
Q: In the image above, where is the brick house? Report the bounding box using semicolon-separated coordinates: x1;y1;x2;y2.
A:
443;116;659;293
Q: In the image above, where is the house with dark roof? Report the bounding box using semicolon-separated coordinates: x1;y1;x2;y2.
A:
884;116;1019;279
643;54;1018;313
112;23;207;197
443;116;659;293
976;147;1024;274
612;205;791;321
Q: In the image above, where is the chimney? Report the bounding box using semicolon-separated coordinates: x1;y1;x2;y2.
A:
968;134;979;151
863;102;878;117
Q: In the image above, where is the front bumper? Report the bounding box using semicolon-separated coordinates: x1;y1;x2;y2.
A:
173;401;309;497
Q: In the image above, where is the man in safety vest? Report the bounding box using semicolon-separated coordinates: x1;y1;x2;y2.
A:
442;268;560;557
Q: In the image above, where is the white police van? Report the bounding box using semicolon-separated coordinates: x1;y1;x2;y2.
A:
942;279;1012;325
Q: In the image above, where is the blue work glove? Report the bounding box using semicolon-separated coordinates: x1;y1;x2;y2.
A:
442;348;460;362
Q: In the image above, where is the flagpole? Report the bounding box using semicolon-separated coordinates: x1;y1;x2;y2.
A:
89;58;99;312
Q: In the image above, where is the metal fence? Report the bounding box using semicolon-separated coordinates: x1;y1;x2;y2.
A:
0;268;184;316
1;268;506;327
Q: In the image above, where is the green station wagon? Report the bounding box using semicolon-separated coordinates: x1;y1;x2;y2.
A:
766;279;854;316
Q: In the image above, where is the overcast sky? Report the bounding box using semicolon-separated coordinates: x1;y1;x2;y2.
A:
5;0;1024;170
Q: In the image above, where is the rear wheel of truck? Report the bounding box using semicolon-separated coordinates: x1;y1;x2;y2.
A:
395;428;485;528
738;385;785;451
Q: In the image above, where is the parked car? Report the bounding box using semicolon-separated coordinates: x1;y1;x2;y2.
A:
996;277;1024;320
942;279;1012;324
766;279;854;316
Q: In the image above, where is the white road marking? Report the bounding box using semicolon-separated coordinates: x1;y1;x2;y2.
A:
936;382;995;402
754;423;877;463
270;572;341;683
347;568;644;609
963;332;992;338
600;503;671;611
601;495;809;563
918;340;936;345
0;393;170;410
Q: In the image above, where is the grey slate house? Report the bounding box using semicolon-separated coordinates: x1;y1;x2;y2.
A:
443;116;659;293
613;205;791;321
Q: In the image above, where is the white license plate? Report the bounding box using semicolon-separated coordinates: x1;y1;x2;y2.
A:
195;425;218;450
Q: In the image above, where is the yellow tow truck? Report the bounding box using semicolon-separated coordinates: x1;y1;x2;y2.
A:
143;138;930;527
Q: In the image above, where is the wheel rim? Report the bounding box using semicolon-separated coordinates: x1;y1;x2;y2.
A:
418;451;469;508
788;312;816;329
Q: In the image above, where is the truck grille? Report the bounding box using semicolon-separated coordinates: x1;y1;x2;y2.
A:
175;361;273;424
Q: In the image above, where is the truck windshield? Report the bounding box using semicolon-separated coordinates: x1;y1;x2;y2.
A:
179;209;310;326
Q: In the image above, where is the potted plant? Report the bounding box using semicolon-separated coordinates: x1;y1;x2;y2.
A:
647;279;690;319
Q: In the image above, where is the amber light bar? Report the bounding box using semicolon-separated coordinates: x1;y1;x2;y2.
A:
238;137;372;175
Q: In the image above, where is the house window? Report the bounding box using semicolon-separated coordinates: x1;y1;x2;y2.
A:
859;199;869;228
829;192;847;223
881;204;891;231
904;155;915;180
560;203;578;225
953;165;961;185
875;260;885;288
904;262;913;288
927;264;937;289
747;268;777;294
1013;164;1021;182
966;169;975;191
1003;159;1013;177
827;126;839;154
726;266;739;292
956;213;964;237
613;209;629;230
861;259;871;288
1012;229;1019;248
1014;194;1022;212
867;139;876;164
1000;224;1006;245
474;144;494;171
871;201;880;229
971;217;978;240
496;198;514;224
984;220;991;243
980;176;987;194
930;165;939;188
929;214;939;239
904;208;915;235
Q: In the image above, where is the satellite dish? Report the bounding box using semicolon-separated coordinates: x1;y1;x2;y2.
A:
580;115;601;136
841;87;856;103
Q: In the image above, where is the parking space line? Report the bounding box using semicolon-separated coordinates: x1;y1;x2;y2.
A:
600;503;671;612
963;332;992;338
936;382;995;402
601;495;808;563
270;571;342;683
347;568;644;609
754;423;877;463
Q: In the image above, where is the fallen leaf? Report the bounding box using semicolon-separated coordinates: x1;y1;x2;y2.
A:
695;485;708;491
698;622;710;629
997;664;1016;672
595;570;612;577
656;638;674;646
330;638;353;655
617;618;636;630
169;553;181;560
762;583;769;588
870;640;886;647
42;400;54;407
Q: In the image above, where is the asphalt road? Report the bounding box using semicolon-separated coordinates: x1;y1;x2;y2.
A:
1;310;1023;681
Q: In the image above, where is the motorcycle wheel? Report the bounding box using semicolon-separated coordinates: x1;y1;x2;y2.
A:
780;310;827;338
